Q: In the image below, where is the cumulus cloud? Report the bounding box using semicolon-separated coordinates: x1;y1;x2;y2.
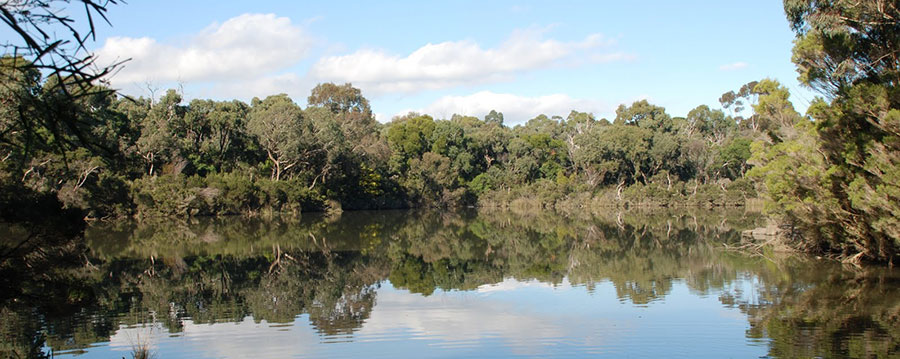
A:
202;73;312;101
409;91;613;125
718;62;748;71
109;318;320;359
311;29;628;94
96;14;312;86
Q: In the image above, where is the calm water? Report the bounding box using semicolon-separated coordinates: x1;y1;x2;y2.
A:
2;209;899;358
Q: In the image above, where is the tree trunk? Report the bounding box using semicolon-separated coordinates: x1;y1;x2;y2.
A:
267;150;281;181
144;152;155;176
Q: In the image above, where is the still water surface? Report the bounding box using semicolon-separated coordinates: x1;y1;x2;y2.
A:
3;209;898;358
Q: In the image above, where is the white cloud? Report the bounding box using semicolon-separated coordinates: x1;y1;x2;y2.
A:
477;277;569;293
311;29;628;94
410;91;613;125
718;62;748;71
96;14;312;87
202;73;311;101
109;318;321;359
94;19;632;106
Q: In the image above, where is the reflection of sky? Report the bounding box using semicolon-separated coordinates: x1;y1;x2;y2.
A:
56;277;769;358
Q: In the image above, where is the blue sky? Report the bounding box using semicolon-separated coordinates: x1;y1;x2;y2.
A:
84;1;815;125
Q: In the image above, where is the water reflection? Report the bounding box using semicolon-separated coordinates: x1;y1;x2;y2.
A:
1;209;898;358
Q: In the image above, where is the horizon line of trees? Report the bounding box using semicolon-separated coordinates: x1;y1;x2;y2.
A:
2;54;791;219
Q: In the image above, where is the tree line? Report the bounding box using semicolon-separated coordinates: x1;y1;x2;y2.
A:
3;58;795;219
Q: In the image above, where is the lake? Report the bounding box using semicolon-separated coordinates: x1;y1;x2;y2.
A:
2;209;898;358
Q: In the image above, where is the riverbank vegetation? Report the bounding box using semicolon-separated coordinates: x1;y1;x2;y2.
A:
1;0;899;264
2;62;775;219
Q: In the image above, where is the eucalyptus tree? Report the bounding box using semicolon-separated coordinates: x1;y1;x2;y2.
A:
613;101;682;184
305;83;394;200
507;131;569;183
406;151;456;206
1;1;124;183
136;89;185;176
484;110;504;126
467;112;511;170
182;99;252;174
386;113;436;173
680;105;727;183
571;123;652;190
685;105;732;145
0;56;42;174
307;83;385;161
760;0;900;262
614;100;672;131
430;120;476;182
302;105;346;189
247;94;308;181
719;81;759;123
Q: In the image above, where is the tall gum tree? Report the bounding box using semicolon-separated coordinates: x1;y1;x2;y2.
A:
247;94;304;181
767;1;900;263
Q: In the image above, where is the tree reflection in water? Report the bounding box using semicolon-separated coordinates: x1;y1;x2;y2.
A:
1;209;898;358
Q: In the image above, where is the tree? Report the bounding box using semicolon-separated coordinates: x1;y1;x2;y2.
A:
685;105;732;144
748;120;839;255
766;0;900;263
784;0;900;96
750;79;803;142
507;132;568;183
719;81;759;120
484;110;504;126
615;100;672;132
571;124;651;189
462;114;510;170
0;56;42;173
136;89;185;176
430;120;476;181
109;95;150;175
1;1;122;90
247;94;305;181
1;1;124;171
717;138;752;180
302;105;346;189
307;82;382;160
386;113;436;173
519;114;564;138
308;82;371;115
181;99;252;174
406;152;457;206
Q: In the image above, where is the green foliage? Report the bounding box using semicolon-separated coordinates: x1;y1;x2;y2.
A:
748;1;900;263
717;138;752;180
615;100;672;131
181;99;253;174
137;89;186;176
1;70;771;220
3;51;773;220
130;173;325;218
386;113;436;171
247;94;308;181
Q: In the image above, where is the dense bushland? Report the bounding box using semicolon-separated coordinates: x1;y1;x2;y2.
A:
2;64;783;219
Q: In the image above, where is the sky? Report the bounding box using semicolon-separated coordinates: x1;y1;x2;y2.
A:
78;1;815;125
